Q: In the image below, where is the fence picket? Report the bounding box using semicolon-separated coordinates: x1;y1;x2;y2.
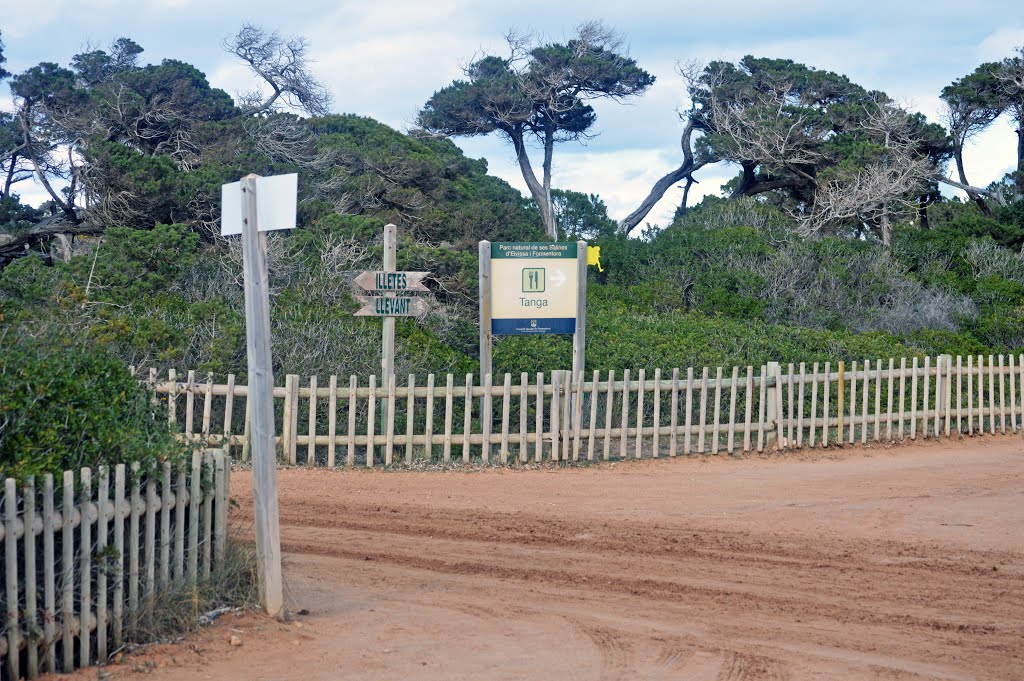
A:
757;365;767;452
910;358;919;440
711;367;722;454
885;359;895;440
588;370;600;461
202;453;213;579
24;477;39;677
822;362;831;447
534;372;544;463
43;474;57;672
634;368;646;460
188;454;200;581
202;372;214;438
1010;355;1018;432
551;372;562;462
848;361;857;445
519;373;529;463
727;366;739;453
565;368;573;458
174;465;186;582
224;374;235;455
367;376;377;468
95;469;108;665
482;372;493;464
652;368;662;458
185;370;196;442
861;360;870;445
987;354;995;433
743;367;754;452
426;374;437;462
214;451;227;567
619;369;630;459
797;363;806;448
684;368;694;455
406;374;417;465
1019;353;1024;430
385;374;397;466
160;463;171;588
347;376;358;468
80;468;92;666
809;363;819;448
500;373;512;464
5;478;20;680
144;476;156;599
922;356;931;439
873;360;882;441
787;364;795;446
697;367;709;454
61;470;75;672
167;369;178;429
328;375;338;468
669;368;680;457
944;355;953;436
308;375;318;468
444;374;455;463
573;372;585;462
967;355;974;435
463;373;473;463
603;370;615;461
111;467;124;651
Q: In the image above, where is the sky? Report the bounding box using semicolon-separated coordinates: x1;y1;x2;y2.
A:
3;0;1023;226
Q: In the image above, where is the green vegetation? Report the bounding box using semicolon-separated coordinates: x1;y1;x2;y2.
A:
1;29;1023;478
0;325;187;480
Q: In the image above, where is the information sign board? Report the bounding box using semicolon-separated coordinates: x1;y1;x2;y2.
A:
490;242;578;335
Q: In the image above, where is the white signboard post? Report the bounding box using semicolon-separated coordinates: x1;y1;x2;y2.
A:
479;240;588;385
220;173;294;618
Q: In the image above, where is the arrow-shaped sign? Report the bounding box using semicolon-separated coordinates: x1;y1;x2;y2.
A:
354;270;431;292
549;268;568;287
354;294;429;317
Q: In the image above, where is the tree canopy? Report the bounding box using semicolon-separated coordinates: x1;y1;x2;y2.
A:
418;22;653;239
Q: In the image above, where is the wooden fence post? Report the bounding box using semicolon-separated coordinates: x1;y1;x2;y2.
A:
766;361;781;449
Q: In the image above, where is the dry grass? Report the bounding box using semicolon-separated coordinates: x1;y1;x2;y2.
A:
123;536;258;647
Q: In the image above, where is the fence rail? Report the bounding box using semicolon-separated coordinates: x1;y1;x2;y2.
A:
1;450;229;680
144;353;1023;468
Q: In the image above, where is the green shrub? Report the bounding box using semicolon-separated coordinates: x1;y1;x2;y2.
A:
0;326;186;481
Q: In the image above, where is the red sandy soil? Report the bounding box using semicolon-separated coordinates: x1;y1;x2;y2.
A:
46;435;1024;680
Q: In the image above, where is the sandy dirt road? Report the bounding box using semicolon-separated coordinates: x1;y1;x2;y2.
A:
49;436;1024;680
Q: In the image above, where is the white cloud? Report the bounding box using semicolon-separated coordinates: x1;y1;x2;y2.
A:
977;26;1024;62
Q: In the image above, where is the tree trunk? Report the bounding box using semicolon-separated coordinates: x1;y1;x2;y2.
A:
617;119;703;235
617;159;696;235
541;124;557;240
954;146;991;215
510;127;556;240
918;194;930;230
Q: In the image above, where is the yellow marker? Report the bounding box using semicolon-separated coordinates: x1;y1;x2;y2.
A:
586;245;604;272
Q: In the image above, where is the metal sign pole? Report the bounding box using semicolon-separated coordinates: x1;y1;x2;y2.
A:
239;174;283;618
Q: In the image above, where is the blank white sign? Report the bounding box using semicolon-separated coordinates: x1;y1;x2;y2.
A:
220;173;298;236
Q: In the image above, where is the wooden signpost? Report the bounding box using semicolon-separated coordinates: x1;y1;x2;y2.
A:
353;224;432;431
220;173;289;618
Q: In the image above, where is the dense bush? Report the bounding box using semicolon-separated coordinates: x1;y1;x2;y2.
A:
0;326;185;481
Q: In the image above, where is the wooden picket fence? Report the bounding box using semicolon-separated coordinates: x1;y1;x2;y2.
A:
144;353;1023;467
1;450;229;680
